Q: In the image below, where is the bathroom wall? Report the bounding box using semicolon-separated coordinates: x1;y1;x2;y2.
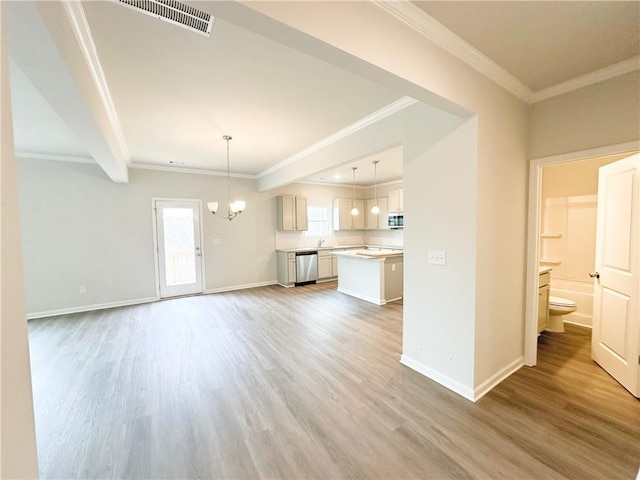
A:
540;155;622;326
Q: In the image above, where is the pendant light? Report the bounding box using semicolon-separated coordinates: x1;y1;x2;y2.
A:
371;160;380;214
350;167;359;216
207;135;245;221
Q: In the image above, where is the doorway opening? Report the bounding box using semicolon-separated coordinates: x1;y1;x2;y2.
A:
524;142;640;367
524;143;639;395
153;199;205;298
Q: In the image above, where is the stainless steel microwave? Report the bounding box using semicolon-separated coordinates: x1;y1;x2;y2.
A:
388;213;403;229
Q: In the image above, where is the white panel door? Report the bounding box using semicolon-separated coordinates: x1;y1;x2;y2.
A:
155;200;204;298
591;154;639;397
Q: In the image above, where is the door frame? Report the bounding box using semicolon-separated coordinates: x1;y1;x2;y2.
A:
151;197;207;299
524;141;640;366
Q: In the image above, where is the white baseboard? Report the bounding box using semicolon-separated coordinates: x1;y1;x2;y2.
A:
337;287;385;305
205;280;277;294
27;296;158;320
473;356;524;402
27;281;279;319
400;354;524;402
400;354;474;401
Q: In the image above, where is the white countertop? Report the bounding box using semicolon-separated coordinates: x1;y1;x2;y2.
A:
332;249;403;259
276;245;402;253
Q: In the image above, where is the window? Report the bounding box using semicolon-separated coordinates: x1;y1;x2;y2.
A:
305;205;331;236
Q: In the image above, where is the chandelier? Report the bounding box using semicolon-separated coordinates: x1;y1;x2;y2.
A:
207;135;245;221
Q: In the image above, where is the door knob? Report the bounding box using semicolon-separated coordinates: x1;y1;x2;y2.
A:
589;272;600;279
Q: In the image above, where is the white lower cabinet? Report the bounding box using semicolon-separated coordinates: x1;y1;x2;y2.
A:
318;251;333;279
538;271;550;332
277;251;297;287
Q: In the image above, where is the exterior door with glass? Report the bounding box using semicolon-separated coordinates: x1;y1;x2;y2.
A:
154;200;204;298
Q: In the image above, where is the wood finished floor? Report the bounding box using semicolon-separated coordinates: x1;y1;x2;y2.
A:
28;282;639;480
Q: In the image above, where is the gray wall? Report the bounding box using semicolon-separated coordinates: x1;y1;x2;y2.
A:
17;157;400;316
17;158;278;315
529;71;640;159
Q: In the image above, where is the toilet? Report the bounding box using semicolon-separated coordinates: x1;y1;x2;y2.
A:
547;296;577;332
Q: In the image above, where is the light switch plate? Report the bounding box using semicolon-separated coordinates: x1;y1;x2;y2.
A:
212;238;222;245
428;250;446;266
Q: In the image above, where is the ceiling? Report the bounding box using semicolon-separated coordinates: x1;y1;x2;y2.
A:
7;1;640;187
414;1;640;92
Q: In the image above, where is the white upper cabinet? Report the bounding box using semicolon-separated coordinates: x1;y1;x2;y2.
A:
333;198;365;230
388;189;403;213
365;197;389;230
277;195;308;231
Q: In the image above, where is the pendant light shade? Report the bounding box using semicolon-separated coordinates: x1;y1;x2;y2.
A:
371;160;380;214
351;167;359;215
208;135;245;221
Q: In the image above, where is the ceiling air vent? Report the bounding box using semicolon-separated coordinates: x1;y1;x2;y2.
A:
116;0;214;36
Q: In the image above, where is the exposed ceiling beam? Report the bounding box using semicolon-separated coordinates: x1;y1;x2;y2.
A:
6;1;129;183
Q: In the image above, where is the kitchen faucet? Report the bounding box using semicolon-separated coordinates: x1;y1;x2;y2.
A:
317;239;325;248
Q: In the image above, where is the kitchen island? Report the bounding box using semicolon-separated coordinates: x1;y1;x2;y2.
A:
332;249;403;305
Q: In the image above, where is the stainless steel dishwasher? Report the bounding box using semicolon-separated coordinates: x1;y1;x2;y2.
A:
295;251;318;286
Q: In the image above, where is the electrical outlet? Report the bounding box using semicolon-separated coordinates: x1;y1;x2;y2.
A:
79;285;87;294
212;238;221;245
428;250;446;266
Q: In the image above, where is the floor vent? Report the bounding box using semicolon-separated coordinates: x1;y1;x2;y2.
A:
116;0;213;36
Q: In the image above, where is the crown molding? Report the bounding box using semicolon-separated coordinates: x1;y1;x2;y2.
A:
531;55;640;103
257;96;418;179
296;178;403;189
129;162;257;179
373;2;640;105
372;1;533;103
64;2;131;163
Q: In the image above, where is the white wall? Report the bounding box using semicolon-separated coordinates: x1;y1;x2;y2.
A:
403;118;478;395
529;72;640;159
16;158;404;317
17;158;277;315
0;3;39;476
242;1;530;398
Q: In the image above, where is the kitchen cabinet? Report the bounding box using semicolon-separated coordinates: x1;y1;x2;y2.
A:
388;189;403;213
365;197;389;230
318;250;333;279
276;251;297;287
277;195;308;231
538;270;550;332
333;198;365;230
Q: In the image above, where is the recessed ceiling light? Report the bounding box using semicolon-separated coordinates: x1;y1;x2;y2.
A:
334;174;341;179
